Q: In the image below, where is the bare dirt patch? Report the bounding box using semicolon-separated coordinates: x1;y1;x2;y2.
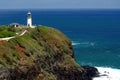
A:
16;43;25;52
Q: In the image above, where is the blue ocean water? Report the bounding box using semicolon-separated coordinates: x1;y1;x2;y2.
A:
0;9;120;69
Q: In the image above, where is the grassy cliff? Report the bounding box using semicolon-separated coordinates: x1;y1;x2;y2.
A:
0;26;98;80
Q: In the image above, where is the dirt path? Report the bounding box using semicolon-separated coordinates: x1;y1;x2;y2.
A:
0;30;27;41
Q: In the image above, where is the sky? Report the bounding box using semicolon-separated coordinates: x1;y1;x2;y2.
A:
0;0;120;9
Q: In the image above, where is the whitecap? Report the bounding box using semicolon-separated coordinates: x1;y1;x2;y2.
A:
72;41;81;46
72;41;95;47
72;42;80;46
93;67;120;80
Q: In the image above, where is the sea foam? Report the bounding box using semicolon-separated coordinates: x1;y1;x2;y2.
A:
93;67;120;80
72;42;80;46
72;41;95;46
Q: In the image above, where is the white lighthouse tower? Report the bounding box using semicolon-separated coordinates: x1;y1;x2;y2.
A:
27;11;32;27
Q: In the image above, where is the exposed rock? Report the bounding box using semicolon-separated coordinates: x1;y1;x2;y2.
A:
9;64;39;80
0;67;10;80
82;66;99;77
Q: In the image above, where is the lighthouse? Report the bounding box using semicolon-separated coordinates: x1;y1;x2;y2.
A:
27;11;32;27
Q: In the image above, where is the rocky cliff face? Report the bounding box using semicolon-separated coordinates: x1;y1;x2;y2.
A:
0;26;98;80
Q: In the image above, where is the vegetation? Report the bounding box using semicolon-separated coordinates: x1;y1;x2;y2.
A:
0;26;14;37
0;26;83;80
0;25;28;38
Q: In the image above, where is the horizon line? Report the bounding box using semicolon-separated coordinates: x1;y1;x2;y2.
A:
0;8;120;11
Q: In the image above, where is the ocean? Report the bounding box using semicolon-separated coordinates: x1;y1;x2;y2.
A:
0;9;120;80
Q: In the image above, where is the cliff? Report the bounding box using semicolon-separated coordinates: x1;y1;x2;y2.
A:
0;26;98;80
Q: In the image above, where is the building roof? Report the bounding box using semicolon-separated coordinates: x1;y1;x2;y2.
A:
10;23;20;25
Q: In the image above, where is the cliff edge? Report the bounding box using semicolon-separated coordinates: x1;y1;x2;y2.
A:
0;26;98;80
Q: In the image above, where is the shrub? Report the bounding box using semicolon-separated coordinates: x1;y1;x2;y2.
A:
2;52;13;65
0;59;6;66
0;26;8;31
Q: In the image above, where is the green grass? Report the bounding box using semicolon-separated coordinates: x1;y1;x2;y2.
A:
0;25;29;38
0;25;15;38
0;31;15;38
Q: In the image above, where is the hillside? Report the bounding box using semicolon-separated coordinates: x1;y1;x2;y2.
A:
0;26;98;80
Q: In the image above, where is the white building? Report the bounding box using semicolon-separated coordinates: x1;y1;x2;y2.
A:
9;23;20;28
27;11;36;28
27;11;32;27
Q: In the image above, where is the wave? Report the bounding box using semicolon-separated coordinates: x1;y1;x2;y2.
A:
72;41;95;46
72;42;80;46
93;67;120;80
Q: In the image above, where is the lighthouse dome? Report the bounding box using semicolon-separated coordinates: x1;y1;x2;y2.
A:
27;11;31;14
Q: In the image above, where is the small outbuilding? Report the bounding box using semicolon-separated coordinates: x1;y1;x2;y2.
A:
9;23;20;28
